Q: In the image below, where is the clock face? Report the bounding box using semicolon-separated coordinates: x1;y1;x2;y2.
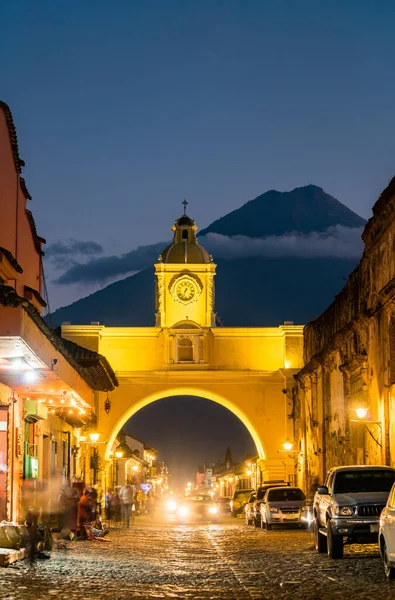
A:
175;279;196;302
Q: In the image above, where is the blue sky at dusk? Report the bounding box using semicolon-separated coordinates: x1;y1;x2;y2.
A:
2;1;395;307
2;0;395;481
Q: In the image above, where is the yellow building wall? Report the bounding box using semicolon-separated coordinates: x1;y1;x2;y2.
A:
62;323;303;480
155;262;216;328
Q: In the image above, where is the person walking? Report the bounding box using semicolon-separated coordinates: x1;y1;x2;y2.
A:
58;482;80;532
136;488;146;515
104;488;114;524
119;482;135;527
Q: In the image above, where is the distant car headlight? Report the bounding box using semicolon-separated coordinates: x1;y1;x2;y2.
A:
333;506;354;516
166;500;177;511
179;506;189;517
208;506;218;514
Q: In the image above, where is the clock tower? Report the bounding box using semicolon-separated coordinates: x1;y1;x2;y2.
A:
154;204;216;329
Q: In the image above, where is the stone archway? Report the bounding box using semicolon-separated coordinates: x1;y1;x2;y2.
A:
105;387;266;461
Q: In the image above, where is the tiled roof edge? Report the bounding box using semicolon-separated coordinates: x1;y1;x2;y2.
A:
0;100;25;173
0;247;23;273
25;209;46;255
0;285;117;392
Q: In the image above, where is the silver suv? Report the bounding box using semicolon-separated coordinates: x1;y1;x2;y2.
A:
313;465;395;559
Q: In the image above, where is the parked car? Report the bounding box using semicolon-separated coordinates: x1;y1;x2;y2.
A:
217;496;232;515
314;465;395;559
230;489;254;517
379;482;395;579
260;486;307;530
245;481;290;527
244;491;257;525
177;494;219;522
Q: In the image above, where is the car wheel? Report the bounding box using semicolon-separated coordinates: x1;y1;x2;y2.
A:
383;541;395;580
254;516;261;528
327;522;343;559
313;519;327;553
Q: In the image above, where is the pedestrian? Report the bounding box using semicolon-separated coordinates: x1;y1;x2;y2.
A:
58;481;80;532
78;489;95;526
112;488;122;523
119;482;135;527
22;479;52;562
104;488;114;524
146;491;156;515
136;488;146;515
93;483;103;516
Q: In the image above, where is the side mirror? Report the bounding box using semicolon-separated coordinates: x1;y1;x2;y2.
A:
317;486;329;495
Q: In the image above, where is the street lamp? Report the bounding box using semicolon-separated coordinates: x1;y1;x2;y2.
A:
283;438;293;452
351;409;382;448
277;439;300;454
354;407;368;420
89;432;100;443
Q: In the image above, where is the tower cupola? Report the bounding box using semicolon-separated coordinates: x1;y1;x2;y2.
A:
160;200;211;264
155;201;217;329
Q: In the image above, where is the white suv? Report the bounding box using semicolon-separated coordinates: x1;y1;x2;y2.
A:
379;482;395;579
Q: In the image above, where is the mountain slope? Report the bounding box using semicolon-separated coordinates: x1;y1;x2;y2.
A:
49;256;358;328
49;184;366;328
199;185;365;238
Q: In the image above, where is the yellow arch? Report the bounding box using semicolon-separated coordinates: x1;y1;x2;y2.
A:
105;387;266;461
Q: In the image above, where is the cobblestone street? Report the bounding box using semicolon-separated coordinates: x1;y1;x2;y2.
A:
0;517;393;600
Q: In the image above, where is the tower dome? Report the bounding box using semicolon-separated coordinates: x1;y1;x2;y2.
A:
160;202;211;264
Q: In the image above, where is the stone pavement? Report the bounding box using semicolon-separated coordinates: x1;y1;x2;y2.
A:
0;516;393;599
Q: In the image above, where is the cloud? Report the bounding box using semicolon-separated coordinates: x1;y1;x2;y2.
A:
45;239;104;271
46;240;104;258
53;226;363;286
202;225;364;260
54;241;166;284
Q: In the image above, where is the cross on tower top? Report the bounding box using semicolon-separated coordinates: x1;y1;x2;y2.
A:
182;199;188;214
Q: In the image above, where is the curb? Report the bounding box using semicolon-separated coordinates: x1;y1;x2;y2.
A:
0;547;27;567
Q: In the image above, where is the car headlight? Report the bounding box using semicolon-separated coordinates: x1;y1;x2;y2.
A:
166;500;177;511
333;506;354;516
179;506;189;517
269;506;279;513
208;506;218;515
300;506;314;522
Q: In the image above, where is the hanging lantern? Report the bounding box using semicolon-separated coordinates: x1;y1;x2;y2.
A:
104;393;111;414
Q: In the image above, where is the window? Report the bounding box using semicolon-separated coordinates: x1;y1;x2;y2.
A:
182;229;188;240
325;471;334;491
178;338;193;362
333;470;395;494
267;488;305;502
